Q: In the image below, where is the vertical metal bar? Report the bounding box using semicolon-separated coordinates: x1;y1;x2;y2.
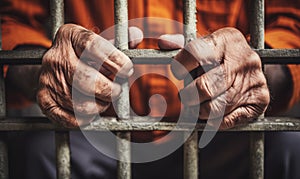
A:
114;0;129;50
250;133;264;179
116;132;131;179
114;0;131;179
50;0;65;38
50;1;71;179
0;18;6;118
250;0;265;49
0;140;8;179
184;131;198;179
183;0;197;44
250;1;265;179
55;131;71;179
0;17;9;179
183;1;198;179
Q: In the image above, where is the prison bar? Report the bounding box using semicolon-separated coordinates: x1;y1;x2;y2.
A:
114;0;132;179
0;49;300;65
183;0;199;179
50;0;65;39
249;0;265;179
0;1;299;179
0;117;300;132
50;0;72;178
0;17;9;179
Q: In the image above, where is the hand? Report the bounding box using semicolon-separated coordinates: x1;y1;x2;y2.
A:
159;27;270;129
37;24;142;127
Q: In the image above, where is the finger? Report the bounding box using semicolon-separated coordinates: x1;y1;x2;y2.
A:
104;26;144;49
198;88;239;119
219;106;257;129
37;87;77;127
171;36;220;80
42;46;122;103
158;34;184;50
72;88;110;115
37;88;99;127
57;24;133;78
179;64;228;105
39;62;111;113
171;27;249;80
80;35;134;78
128;26;143;49
72;60;122;102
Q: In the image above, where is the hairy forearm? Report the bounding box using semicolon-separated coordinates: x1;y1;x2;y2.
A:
265;64;293;115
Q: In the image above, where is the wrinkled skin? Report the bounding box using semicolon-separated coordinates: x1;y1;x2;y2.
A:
159;27;270;129
37;24;138;127
38;24;269;129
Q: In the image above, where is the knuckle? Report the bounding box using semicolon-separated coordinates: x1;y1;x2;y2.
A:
213;27;249;50
42;48;55;63
54;24;79;45
248;51;261;65
55;24;96;56
222;117;235;129
74;101;109;115
200;103;210;119
109;51;133;77
38;73;48;86
37;88;54;112
218;27;245;41
259;87;270;107
196;77;213;99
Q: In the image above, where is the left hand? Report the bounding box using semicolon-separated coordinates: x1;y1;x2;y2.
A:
158;27;270;129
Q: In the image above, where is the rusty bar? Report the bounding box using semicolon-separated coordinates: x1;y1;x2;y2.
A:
184;131;198;179
117;132;131;179
50;0;65;38
114;0;129;50
50;0;71;178
250;0;265;49
0;17;9;179
183;0;198;179
55;132;71;179
183;0;197;44
114;0;131;179
0;19;6;119
0;140;8;179
250;0;265;178
250;132;264;179
1;49;300;64
0;117;300;131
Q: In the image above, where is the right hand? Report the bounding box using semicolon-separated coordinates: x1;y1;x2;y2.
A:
37;24;141;127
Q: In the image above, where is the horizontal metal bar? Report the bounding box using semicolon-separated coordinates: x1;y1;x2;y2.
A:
257;49;300;64
0;117;300;131
0;50;46;64
0;49;299;65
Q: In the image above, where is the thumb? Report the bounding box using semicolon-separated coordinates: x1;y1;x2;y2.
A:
158;34;184;50
128;26;143;49
108;26;144;49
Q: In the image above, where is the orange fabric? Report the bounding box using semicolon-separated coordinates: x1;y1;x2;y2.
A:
1;0;300;115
